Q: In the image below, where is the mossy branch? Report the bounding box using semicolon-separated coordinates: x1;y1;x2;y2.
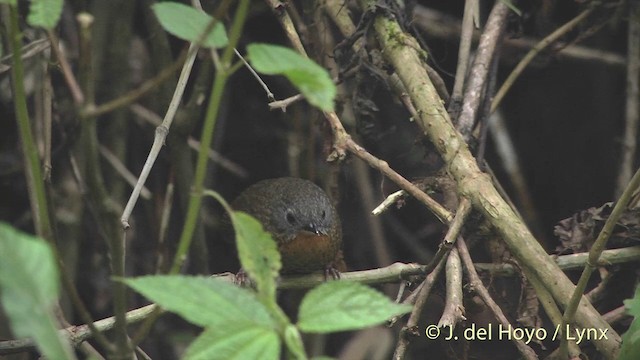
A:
361;0;621;356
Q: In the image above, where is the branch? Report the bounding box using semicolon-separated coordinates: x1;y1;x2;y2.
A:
455;1;509;139
412;5;625;68
616;1;640;197
457;238;538;359
362;0;621;355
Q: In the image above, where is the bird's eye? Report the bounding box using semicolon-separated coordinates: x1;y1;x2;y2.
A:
285;210;296;225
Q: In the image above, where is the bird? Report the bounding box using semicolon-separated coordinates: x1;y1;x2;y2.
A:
232;177;345;275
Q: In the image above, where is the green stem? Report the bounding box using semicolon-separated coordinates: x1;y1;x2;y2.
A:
561;167;640;352
7;5;53;241
169;0;251;274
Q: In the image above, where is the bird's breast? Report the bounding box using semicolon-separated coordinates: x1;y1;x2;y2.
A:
278;231;339;274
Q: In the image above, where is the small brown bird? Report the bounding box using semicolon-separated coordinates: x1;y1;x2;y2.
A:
232;177;344;275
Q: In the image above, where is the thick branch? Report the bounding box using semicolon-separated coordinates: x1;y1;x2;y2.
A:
363;1;621;356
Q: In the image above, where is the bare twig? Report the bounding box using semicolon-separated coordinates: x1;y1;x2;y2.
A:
120;42;199;228
491;6;596;113
602;305;628;325
457;238;538;359
363;0;621;354
456;1;509;139
352;158;393;267
422;198;471;273
412;5;625;68
98;146;152;200
0;38;49;73
438;247;466;328
474;246;640;275
130;104;248;178
392;258;447;360
268;93;304;111
449;0;478;113
264;0;307;56
47;30;85;105
0;304;156;356
487;111;540;235
372;190;406;215
42;56;53;182
234;48;275;101
616;1;640;197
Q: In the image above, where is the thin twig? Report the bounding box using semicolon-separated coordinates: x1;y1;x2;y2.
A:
353;158;393;268
42;55;53;182
412;5;625;68
438;247;466;328
561;167;640;352
0;38;50;73
264;0;307;56
455;1;509;139
47;30;85;105
615;1;640;197
421;198;471;273
268;93;304;111
234;48;275;101
392;258;447;360
155;182;174;273
130;104;248;178
491;6;596;113
457;238;538;359
474;246;640;275
0;304;156;355
120;42;198;228
98;146;152;200
449;0;478;114
372;190;406;215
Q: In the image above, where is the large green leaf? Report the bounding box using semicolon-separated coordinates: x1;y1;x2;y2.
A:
247;43;336;111
0;223;76;360
620;286;640;360
184;325;280;360
123;275;274;328
27;0;63;29
232;212;281;301
297;281;412;333
152;2;227;48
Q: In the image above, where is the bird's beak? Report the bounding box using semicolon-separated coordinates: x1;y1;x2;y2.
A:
303;223;321;235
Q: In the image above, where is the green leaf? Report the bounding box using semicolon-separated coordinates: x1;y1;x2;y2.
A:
0;223;76;360
0;0;17;5
27;0;63;29
122;275;274;328
232;212;281;301
247;43;336;111
152;2;228;48
184;325;280;360
620;286;640;360
297;281;412;333
625;285;640;318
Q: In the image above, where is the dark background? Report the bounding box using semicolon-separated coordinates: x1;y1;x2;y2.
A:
0;1;636;359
